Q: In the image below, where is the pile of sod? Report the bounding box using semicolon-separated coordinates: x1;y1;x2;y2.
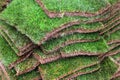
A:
0;0;120;80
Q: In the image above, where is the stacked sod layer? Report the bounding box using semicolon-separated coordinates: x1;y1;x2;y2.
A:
0;35;41;80
0;0;120;80
0;0;111;45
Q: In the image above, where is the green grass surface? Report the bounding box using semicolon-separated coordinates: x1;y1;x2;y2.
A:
61;64;100;79
0;30;19;54
61;39;108;54
39;56;99;80
41;0;108;12
0;21;31;50
105;27;120;42
0;20;108;64
0;0;109;44
41;23;106;53
0;34;18;67
74;58;118;80
0;21;108;64
107;0;120;5
0;0;120;79
14;56;39;75
0;20;61;63
0;34;40;80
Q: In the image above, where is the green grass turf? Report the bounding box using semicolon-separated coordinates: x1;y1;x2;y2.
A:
0;30;19;54
39;56;99;80
14;55;39;76
61;38;108;55
110;48;120;64
0;21;61;63
34;49;61;64
0;21;109;64
61;64;100;79
0;34;19;68
0;0;109;44
0;34;40;80
107;0;120;5
41;22;108;53
74;57;118;80
0;21;32;55
106;26;120;41
0;21;31;50
112;52;120;60
40;0;108;12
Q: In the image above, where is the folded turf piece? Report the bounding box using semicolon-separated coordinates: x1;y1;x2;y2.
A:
0;20;62;64
33;49;61;64
0;21;35;56
99;9;120;36
0;0;111;45
106;28;120;43
40;22;105;53
8;51;32;69
0;62;41;80
57;62;100;80
0;30;19;54
56;9;119;39
60;39;108;58
69;58;118;80
0;18;108;64
38;56;100;80
14;55;40;76
33;39;107;64
102;19;120;47
0;21;108;65
33;30;108;64
112;53;120;63
109;44;120;65
0;35;41;80
98;42;120;61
